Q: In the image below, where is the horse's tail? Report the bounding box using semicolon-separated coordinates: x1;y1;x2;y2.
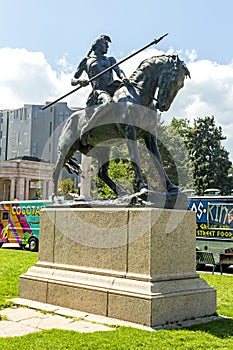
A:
65;157;82;176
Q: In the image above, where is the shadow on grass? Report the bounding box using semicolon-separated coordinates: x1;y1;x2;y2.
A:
187;317;233;338
1;247;22;250
1;245;31;251
197;265;233;274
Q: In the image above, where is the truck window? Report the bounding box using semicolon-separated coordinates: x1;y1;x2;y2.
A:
2;211;9;221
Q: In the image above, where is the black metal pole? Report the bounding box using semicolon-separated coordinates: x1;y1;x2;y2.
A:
42;33;168;110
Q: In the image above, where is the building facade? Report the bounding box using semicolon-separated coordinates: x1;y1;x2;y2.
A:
0;158;53;201
0;110;9;161
0;102;81;200
0;102;75;162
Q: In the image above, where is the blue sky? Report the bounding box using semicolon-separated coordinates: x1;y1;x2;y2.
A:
1;0;233;66
1;0;233;160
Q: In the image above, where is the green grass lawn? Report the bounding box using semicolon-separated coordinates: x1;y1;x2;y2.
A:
0;248;233;349
0;249;38;310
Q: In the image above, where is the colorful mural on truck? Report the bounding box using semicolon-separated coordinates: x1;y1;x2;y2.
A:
188;195;233;260
0;200;52;251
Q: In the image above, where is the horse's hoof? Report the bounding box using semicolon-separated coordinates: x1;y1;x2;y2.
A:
52;194;63;204
139;183;149;191
139;187;149;195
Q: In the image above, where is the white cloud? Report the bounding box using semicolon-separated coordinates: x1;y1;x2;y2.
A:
1;46;233;161
162;57;233;161
0;47;88;109
185;49;198;62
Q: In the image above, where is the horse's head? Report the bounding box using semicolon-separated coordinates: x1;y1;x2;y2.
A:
156;55;191;112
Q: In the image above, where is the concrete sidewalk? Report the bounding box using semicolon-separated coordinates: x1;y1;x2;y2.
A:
0;307;114;337
0;298;221;338
0;298;152;338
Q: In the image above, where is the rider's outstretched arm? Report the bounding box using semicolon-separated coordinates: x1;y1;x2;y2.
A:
71;58;89;86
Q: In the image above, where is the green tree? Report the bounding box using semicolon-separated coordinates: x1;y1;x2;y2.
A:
92;116;193;197
138;115;192;191
90;116;233;197
91;145;136;198
157;116;193;189
58;178;74;195
185;116;233;195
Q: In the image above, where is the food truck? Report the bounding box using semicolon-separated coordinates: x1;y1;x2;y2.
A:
188;191;233;267
0;200;52;251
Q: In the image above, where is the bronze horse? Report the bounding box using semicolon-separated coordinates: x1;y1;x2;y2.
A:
53;55;190;199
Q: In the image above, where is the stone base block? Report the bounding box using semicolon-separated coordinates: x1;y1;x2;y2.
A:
19;208;216;327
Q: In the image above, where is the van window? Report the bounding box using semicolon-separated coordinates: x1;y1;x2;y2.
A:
2;212;9;220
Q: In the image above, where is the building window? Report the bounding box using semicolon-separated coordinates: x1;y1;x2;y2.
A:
49;121;52;136
32;143;37;154
65;112;69;120
59;112;63;123
2;211;9;220
33;106;37;119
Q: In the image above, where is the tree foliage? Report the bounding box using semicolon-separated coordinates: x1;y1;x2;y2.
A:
157;116;193;189
135;115;193;191
91;145;136;198
186;116;233;194
172;116;233;195
58;178;74;195
89;115;233;198
90;116;193;197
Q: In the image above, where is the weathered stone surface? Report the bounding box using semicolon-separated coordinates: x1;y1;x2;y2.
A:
19;207;216;327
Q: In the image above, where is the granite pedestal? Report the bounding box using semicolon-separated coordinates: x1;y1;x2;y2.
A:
19;207;216;327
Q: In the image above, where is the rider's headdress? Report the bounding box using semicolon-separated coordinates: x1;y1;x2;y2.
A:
87;35;111;56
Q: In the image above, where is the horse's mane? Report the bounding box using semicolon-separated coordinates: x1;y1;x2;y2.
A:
129;55;175;81
129;54;190;83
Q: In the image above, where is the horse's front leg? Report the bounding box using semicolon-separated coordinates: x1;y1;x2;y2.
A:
52;144;74;201
125;125;148;191
144;133;178;193
52;151;66;201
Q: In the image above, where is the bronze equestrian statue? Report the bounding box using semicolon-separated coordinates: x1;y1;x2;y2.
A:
52;52;190;207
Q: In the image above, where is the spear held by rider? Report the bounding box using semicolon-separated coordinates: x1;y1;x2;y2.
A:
42;33;168;110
